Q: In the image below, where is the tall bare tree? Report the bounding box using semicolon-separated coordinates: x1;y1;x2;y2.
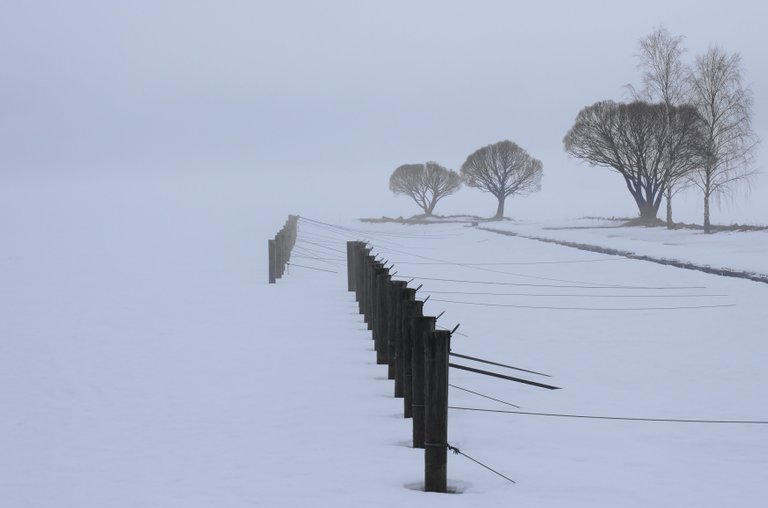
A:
389;161;461;216
460;140;542;219
688;47;758;233
564;100;704;223
630;27;690;228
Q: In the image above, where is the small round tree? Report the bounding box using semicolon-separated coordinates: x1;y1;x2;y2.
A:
389;162;462;216
460;140;543;219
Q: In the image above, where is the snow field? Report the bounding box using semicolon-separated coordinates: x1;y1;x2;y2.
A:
1;176;766;507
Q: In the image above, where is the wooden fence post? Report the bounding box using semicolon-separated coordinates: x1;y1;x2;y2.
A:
394;286;415;398
357;246;369;312
374;267;389;364
388;280;406;381
403;297;422;418
346;241;355;292
424;329;451;493
267;215;300;284
411;315;435;449
275;232;283;279
364;254;374;329
268;239;276;284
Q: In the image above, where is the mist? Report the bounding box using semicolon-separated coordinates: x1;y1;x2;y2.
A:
2;0;767;222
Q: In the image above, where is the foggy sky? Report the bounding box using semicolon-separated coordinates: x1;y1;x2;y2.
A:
2;0;767;221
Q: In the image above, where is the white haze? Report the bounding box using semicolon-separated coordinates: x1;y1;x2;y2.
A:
2;0;767;222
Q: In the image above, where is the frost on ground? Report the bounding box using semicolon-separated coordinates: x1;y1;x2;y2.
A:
1;177;766;507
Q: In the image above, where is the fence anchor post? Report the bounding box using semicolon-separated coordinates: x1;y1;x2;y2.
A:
424;329;450;493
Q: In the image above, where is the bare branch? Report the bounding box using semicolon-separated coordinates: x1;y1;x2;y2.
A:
389;162;461;215
460;140;542;219
564;100;705;223
688;46;759;232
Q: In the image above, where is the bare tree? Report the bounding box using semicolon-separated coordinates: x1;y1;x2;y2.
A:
629;27;690;228
564;100;704;223
688;46;758;233
460;140;542;219
389;161;461;216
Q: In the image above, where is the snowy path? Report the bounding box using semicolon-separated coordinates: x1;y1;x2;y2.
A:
2;178;767;507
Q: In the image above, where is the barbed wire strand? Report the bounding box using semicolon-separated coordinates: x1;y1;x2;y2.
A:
449;383;521;408
424;290;727;299
445;443;516;484
431;297;735;312
448;406;768;425
398;275;706;291
286;263;338;274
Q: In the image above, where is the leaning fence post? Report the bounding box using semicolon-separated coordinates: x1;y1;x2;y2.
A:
411;315;435;449
424;329;450;493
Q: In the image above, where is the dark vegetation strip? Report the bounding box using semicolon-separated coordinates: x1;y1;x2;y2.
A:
479;227;768;285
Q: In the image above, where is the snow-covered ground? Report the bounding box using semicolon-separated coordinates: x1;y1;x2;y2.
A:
484;218;768;278
2;178;767;507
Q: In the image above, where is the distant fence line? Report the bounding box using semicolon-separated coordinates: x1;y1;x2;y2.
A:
267;215;299;284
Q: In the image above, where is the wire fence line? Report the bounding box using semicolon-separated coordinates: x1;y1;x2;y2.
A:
397;274;707;291
423;290;728;299
383;245;645;288
300;216;464;242
445;443;516;485
296;239;347;255
449;383;521;409
292;244;343;259
389;258;629;266
430;297;735;312
448;406;768;425
292;254;346;262
276;218;760;493
285;262;339;274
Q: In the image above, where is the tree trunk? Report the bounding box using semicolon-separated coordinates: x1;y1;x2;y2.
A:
425;196;437;216
665;188;673;229
703;194;711;234
703;164;712;234
638;203;658;224
494;195;505;220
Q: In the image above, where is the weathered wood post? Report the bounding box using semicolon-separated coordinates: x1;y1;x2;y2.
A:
346;241;356;292
275;233;284;279
373;267;389;363
268;239;276;284
424;329;451;493
287;215;299;252
364;253;374;329
403;297;422;418
411;315;435;448
356;245;369;312
280;230;288;277
388;280;406;381
394;286;415;398
367;258;379;331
